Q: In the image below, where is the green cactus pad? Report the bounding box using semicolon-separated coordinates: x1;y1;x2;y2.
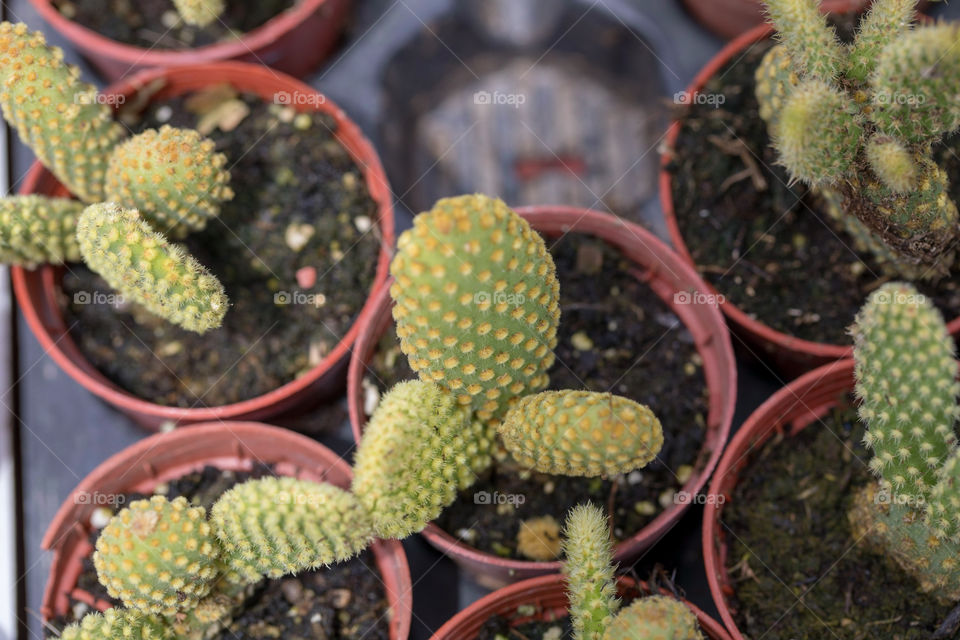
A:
755;44;799;136
352;380;486;539
763;0;844;81
93;496;220;616
847;0;917;83
604;596;703;640
390;194;561;422
172;0;226;26
0;22;124;203
0;195;83;267
853;283;959;503
60;609;173;640
76;203;228;333
106;126;233;238
499;390;663;477
211;477;374;583
562;504;618;640
929;451;960;542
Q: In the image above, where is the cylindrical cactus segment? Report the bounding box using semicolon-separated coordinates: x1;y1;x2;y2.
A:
106;126;234;237
847;0;918;83
563;504;619;640
866;135;918;194
755;44;799;136
604;596;704;640
498;390;664;477
0;195;83;267
76;203;228;333
352;380;485;539
93;496;220;616
60;609;173;640
389;194;561;422
853;283;959;504
762;0;844;81
0;22;125;203
210;477;375;584
172;0;226;27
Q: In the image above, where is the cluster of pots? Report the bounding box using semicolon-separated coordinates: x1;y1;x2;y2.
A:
18;1;929;638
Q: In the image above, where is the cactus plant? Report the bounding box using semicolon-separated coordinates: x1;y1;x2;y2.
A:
499;390;664;477
105;126;234;237
0;22;124;203
60;609;172;640
757;0;960;277
389;194;561;422
0;196;83;267
852;282;960;602
76;203;229;334
172;0;227;27
604;597;703;640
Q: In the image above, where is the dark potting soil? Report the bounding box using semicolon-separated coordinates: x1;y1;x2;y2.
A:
60;88;380;407
723;403;959;639
363;233;710;560
475;609;574;640
47;465;390;640
51;0;295;50
666;39;960;345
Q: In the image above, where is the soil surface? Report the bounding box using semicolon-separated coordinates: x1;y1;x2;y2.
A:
666;38;960;345
61;87;380;407
363;233;711;560
52;0;295;50
47;465;390;640
723;402;960;639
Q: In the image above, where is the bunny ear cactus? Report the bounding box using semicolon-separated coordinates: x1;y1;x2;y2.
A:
106;126;234;238
563;504;619;640
0;22;124;203
0;196;83;267
499;390;664;477
60;609;173;640
603;597;703;640
172;0;226;27
389;194;561;423
77;203;228;333
758;1;960;278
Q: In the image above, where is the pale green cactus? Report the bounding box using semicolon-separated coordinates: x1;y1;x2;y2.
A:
563;504;619;640
0;22;124;203
76;203;228;333
763;0;843;80
172;0;227;27
59;609;173;640
0;196;83;267
389;194;561;423
105;126;233;238
498;390;664;477
604;597;703;640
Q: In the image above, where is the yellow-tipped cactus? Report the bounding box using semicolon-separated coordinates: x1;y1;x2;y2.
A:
172;0;226;27
106;126;234;237
603;597;703;640
60;609;173;640
763;0;843;81
76;203;228;333
390;194;561;422
563;504;619;640
0;22;124;203
0;196;83;267
210;477;375;583
498;390;664;477
865;135;919;194
93;496;220;616
352;380;489;538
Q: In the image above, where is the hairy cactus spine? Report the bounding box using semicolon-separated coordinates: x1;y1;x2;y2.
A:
76;203;228;333
847;0;918;83
0;22;124;203
499;390;664;477
762;0;844;81
0;196;83;267
563;504;618;640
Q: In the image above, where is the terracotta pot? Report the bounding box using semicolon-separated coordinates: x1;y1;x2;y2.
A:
431;574;732;640
702;359;854;639
348;205;737;588
40;422;412;640
680;0;929;40
27;0;350;81
659;24;959;378
12;62;394;431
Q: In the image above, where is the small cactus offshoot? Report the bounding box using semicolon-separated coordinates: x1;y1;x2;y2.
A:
604;597;703;640
76;203;228;333
0;196;83;267
106;126;234;237
59;609;172;640
172;0;227;27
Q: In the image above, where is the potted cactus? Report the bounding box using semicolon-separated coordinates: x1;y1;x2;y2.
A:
2;22;393;428
349;198;736;586
42;422;412;640
432;504;731;640
27;0;349;80
704;283;960;638
661;0;960;375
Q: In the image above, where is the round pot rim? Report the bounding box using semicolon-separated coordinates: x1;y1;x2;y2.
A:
40;421;413;640
431;573;732;640
27;0;330;68
701;358;855;639
348;204;737;576
11;62;395;425
659;23;960;359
